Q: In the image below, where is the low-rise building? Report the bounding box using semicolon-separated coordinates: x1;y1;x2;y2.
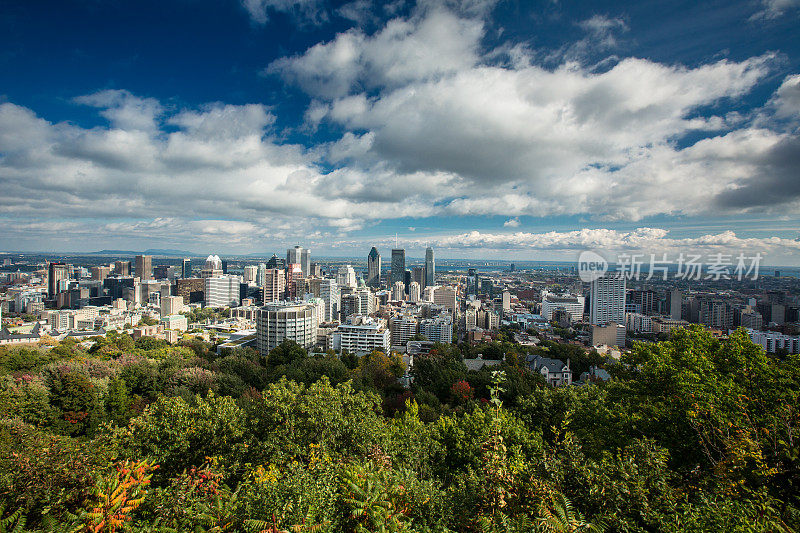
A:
527;354;572;387
742;328;800;354
161;314;188;332
591;322;626;347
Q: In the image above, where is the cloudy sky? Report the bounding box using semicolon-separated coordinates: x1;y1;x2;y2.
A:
1;0;799;263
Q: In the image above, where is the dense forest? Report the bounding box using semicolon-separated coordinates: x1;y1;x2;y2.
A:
0;326;798;532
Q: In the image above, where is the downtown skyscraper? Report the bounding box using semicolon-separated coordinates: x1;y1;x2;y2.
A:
391;248;405;285
135;255;152;281
287;246;311;277
424;247;435;287
367;247;381;288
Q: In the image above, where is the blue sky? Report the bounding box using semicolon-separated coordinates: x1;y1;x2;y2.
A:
1;0;799;263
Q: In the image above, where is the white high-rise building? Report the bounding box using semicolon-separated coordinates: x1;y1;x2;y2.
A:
501;290;511;313
205;275;241;308
742;328;800;354
331;316;390;355
625;312;652;333
354;286;375;315
423;285;436;302
160;295;185;317
256;301;318;356
257;263;267;287
337;265;357;289
243;265;258;285
389;315;418;350
590;275;625;325
303;296;325;330
420;314;452;343
465;307;477;330
262;268;285;303
201;255;224;278
408;281;421;302
391;281;405;301
319;278;339;322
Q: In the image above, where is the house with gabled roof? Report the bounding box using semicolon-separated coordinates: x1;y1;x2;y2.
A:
526;354;572;387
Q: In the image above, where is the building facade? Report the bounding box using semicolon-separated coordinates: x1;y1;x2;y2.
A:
256;301;318;356
367;247;381;288
331;316;390;355
424;247;435;287
390;249;405;285
135;255;152;281
590;275;625;325
205;276;241;308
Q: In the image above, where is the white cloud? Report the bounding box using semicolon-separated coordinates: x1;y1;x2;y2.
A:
241;0;324;24
331;227;800;264
3;4;799;256
74;89;163;132
750;0;800;20
264;3;800;223
267;7;483;98
770;74;800;118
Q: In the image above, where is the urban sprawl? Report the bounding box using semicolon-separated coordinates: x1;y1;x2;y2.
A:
2;247;799;386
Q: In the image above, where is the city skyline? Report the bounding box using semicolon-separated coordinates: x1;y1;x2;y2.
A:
1;1;799;263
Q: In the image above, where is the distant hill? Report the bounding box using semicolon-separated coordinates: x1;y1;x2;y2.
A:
89;249;199;257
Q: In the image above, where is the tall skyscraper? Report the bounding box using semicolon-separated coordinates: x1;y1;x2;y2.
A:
181;258;191;278
287;246;311;277
257;263;267;286
90;266;110;282
466;268;478;296
412;266;424;287
337;264;357;289
135;255;152;281
408;281;421;302
391;249;405;285
201;255;223;278
424;247;435;287
367;247;381;288
666;289;682;320
48;262;69;298
319;278;339;322
266;254;284;269
114;260;131;276
590;275;626;325
392;281;405;301
243;265;258;284
262;268;286;303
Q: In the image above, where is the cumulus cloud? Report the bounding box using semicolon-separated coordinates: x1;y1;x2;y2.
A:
267;7;483;98
265;3;799;224
770;74;800;118
3;3;800;255
74;89;163;132
332;227;800;264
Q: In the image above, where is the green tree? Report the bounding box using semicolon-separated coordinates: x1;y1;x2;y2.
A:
105;376;132;426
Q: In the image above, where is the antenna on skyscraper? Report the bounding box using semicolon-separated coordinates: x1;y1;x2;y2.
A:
395;233;398;248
